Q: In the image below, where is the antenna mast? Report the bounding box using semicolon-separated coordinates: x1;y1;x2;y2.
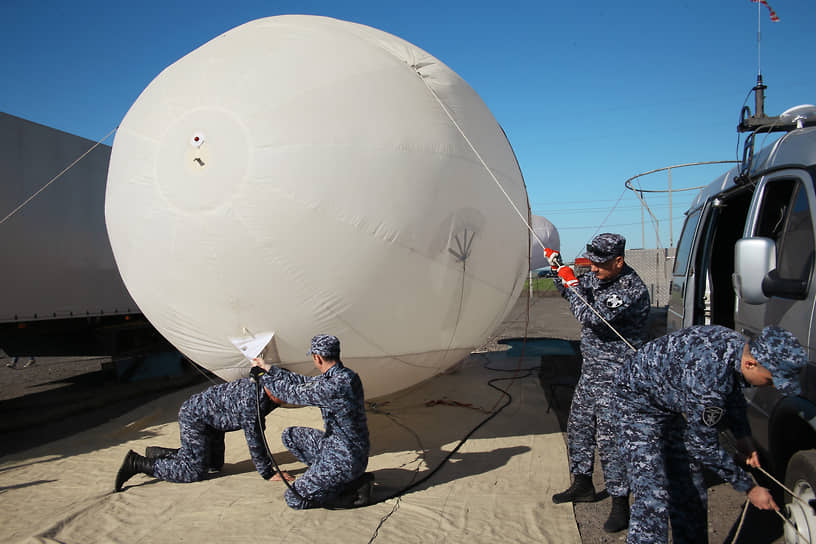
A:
739;0;786;133
754;0;766;118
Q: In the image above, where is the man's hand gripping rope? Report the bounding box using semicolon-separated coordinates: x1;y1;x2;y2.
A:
544;247;635;351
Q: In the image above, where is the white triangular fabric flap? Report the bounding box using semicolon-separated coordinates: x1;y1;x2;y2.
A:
228;331;275;361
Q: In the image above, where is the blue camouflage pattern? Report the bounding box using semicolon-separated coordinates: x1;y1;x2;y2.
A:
557;262;650;497
307;334;341;359
260;361;370;509
749;325;807;396
615;325;757;544
583;233;626;263
152;378;276;483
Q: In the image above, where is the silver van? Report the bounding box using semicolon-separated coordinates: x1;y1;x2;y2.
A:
667;103;816;541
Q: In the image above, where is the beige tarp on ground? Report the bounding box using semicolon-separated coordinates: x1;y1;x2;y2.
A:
0;349;579;544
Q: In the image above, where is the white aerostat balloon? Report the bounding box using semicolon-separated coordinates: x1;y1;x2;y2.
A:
529;215;561;271
105;15;529;398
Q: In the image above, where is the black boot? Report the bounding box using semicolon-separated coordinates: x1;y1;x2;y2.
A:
552;474;595;504
352;472;375;507
144;446;179;459
331;472;375;507
603;495;630;533
115;450;156;492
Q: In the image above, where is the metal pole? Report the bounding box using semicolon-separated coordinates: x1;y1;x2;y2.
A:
640;191;645;248
668;167;673;247
529;270;533;299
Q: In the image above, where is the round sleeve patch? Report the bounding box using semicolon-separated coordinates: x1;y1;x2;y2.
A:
606;294;624;308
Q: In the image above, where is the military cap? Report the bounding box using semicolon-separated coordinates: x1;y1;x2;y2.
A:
749;326;807;396
583;233;626;263
307;334;341;359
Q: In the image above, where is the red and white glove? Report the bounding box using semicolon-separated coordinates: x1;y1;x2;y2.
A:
557;266;579;288
544;247;563;270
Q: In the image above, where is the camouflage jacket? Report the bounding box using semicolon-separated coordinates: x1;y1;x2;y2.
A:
260;362;370;461
616;325;754;492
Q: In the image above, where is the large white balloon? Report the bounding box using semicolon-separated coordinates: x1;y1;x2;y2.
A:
105;15;529;398
529;215;561;271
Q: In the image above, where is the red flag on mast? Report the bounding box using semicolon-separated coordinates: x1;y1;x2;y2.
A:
751;0;781;22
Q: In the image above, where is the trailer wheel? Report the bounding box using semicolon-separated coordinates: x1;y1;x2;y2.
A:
784;450;816;543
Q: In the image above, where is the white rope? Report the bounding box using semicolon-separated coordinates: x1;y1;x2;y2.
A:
413;71;548;253
415;69;636;352
586;187;628;260
773;507;812;543
729;497;812;544
729;498;811;544
0;126;118;226
731;499;750;543
564;286;637;351
755;465;812;508
730;465;814;543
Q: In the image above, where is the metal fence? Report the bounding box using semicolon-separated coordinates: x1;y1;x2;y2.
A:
624;248;677;308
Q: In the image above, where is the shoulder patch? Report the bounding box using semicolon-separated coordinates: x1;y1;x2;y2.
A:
606;294;624;309
701;406;724;427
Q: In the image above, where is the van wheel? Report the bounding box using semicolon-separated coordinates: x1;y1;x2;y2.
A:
784;450;816;543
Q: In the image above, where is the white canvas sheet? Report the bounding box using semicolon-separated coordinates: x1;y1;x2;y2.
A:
0;351;578;544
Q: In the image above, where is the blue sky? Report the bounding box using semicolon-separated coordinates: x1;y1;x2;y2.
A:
2;0;814;261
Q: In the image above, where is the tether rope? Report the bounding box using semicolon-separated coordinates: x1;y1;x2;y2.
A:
755;464;810;507
730;463;814;543
0;126;118;226
415;67;636;351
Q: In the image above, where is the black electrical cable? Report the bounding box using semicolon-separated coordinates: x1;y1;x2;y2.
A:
379;370;529;501
252;365;531;512
253;379;307;503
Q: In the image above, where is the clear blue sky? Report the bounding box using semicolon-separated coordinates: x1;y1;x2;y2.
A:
2;0;814;261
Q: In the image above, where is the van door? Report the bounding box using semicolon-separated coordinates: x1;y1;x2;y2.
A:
667;208;702;331
734;170;816;456
734;171;816;351
668;190;753;331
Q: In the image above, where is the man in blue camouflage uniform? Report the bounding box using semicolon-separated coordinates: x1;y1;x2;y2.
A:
114;377;280;491
616;325;804;544
251;334;371;509
547;233;650;533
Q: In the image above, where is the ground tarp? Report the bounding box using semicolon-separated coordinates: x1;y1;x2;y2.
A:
0;348;579;544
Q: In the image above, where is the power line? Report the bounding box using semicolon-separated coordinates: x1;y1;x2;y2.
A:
537;203;680;215
556;216;684;230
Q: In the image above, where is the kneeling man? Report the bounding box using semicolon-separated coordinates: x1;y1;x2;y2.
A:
252;334;371;509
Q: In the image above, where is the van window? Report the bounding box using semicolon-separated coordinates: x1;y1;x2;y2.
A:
673;209;701;275
756;180;795;243
756;179;815;285
777;184;815;283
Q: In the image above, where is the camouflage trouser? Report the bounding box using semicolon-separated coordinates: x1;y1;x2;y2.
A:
282;426;365;509
152;405;225;483
566;367;628;496
620;399;707;544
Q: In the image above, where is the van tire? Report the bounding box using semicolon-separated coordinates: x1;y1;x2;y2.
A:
783;449;816;543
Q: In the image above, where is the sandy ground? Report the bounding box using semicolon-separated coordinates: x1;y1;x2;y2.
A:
0;293;784;543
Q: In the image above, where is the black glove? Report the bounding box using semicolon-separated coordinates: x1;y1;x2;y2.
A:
249;365;267;383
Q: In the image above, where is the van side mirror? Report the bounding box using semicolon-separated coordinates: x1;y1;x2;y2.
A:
733;237;809;303
733;237;776;304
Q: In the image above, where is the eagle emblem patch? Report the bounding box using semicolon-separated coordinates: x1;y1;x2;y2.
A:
606;294;623;309
702;406;724;427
